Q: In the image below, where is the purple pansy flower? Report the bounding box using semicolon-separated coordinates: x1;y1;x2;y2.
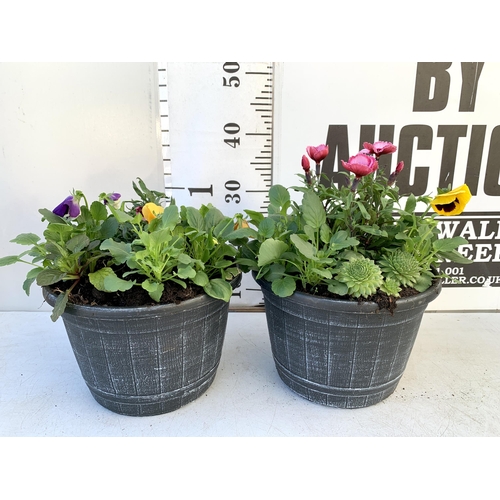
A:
103;192;121;205
52;195;81;218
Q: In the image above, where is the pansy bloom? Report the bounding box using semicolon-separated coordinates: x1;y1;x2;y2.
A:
142;202;164;222
103;192;121;207
52;195;81;218
430;184;472;216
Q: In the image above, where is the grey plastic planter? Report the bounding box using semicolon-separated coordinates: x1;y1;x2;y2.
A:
256;275;441;409
44;274;241;417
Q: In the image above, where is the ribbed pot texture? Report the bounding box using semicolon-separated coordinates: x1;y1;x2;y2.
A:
44;275;240;417
256;275;442;409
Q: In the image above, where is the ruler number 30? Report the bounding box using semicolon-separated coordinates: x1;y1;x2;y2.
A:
223;63;241;203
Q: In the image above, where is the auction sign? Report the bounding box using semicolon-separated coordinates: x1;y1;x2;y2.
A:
275;62;500;310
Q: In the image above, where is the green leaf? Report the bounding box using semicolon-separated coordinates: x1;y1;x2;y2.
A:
264;263;286;281
204;207;225;230
290;234;316;259
258;217;276;239
413;273;433;293
404;194;417;214
142;280;164;302
99;217;119;239
22;268;43;296
108;207;135;224
90;201;108;221
44;241;64;258
50;290;69;322
177;264;197;279
212;259;233;269
257;239;289;267
192;271;209;287
177;253;193;265
38;208;65;224
302;191;326;229
160;205;180;229
244;209;264;225
89;267;134;292
357;225;388;237
320;223;332;244
227;227;258;240
78;206;94;227
10;233;40;246
235;257;258;270
203;278;233;302
222;267;240;281
0;255;21;266
303;224;316;242
269;185;290;211
433;237;469;253
312;268;332;279
327;281;348;295
355;201;370;220
213;217;234;239
395;232;411;241
438;250;473;265
66;234;90;253
271;276;296;297
36;269;67;286
185;206;205;231
100;239;132;264
329;230;359;250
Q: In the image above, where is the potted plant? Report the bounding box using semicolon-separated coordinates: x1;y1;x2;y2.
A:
0;179;241;416
232;142;472;409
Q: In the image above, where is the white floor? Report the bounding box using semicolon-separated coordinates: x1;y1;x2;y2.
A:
1;310;499;437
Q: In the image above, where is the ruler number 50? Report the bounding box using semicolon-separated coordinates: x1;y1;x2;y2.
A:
222;62;240;87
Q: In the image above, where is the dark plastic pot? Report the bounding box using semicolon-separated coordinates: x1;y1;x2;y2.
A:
256;274;441;409
44;274;241;417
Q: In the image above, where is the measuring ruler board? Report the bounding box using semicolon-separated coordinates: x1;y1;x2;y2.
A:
157;62;275;309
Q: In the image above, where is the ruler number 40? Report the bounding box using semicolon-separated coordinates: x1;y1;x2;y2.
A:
223;122;240;148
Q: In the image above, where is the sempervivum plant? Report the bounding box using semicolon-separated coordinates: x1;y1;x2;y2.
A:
232;140;473;305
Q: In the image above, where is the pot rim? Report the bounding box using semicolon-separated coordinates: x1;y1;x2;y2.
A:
254;272;442;314
43;272;242;319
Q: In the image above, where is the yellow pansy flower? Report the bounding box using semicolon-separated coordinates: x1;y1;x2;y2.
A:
430;184;472;216
142;202;164;222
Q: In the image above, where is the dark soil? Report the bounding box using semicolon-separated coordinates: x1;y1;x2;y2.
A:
50;276;205;308
49;272;433;313
298;282;425;314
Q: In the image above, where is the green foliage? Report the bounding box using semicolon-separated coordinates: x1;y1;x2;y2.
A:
235;145;472;299
1;179;240;321
0;199;122;313
99;203;238;304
